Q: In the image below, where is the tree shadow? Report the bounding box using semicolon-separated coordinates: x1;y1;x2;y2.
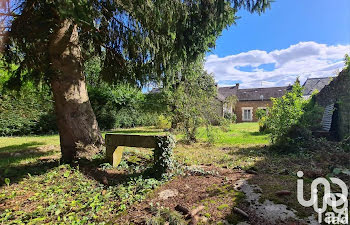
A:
77;149;159;187
0;141;60;187
0;141;45;153
0;158;59;187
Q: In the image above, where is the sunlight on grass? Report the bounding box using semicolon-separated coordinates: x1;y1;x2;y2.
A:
0;135;60;168
0;135;60;150
195;123;269;146
0;123;268;169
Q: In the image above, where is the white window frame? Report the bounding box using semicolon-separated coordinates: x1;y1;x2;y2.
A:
242;107;253;121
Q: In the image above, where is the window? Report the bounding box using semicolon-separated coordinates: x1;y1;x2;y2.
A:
242;107;253;121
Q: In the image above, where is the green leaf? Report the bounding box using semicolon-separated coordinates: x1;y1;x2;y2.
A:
4;178;10;186
333;168;341;175
64;171;70;178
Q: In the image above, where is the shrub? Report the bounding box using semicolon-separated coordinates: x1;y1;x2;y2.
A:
0;85;57;136
146;207;186;225
168;63;218;142
156;115;171;129
88;86;118;130
89;84;159;130
224;112;237;123
256;108;269;133
265;82;324;151
265;82;305;143
115;108;158;128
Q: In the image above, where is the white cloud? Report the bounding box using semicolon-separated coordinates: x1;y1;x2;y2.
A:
205;41;350;88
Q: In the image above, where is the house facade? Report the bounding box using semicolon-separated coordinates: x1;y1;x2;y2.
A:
217;77;334;123
217;84;291;122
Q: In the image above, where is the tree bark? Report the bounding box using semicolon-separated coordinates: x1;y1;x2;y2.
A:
49;19;104;162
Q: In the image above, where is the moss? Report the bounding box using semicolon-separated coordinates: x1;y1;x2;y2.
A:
204;213;211;218
217;204;229;210
232;191;245;206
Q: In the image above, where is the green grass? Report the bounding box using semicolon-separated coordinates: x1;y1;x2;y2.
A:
0;123;268;176
195;123;269;146
2;123;346;223
0;135;60;169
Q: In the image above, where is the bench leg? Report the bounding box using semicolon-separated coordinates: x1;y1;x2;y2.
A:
106;145;125;167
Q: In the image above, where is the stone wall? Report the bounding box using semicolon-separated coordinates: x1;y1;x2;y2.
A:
315;69;350;139
235;100;272;123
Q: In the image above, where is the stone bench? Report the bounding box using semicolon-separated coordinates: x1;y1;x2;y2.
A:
105;133;174;169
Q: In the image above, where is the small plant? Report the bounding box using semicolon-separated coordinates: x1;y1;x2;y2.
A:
4;178;10;186
156;115;171;129
341;136;350;152
224;112;236;123
217;204;229;210
146;206;186;225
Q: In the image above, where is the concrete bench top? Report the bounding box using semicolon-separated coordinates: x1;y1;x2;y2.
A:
105;133;167;167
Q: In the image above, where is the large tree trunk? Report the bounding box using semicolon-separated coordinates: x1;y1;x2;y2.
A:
49;19;104;162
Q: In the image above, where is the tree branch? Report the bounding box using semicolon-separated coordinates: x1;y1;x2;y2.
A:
0;12;17;17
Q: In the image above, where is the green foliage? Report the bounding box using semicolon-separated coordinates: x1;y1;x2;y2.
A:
345;53;350;70
264;82;324;151
3;0;271;89
88;83;159;130
166;61;219;142
115;108;159;128
156;115;171;129
256;108;269;133
224;112;237;123
153;135;176;176
4;178;10;186
265;82;305;143
0;164;167;224
146;206;186;225
0;84;57;136
88;86;118;130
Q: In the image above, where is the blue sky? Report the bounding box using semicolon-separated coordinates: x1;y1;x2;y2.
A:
205;0;350;88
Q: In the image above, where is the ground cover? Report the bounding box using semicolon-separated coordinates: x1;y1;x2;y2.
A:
0;123;349;224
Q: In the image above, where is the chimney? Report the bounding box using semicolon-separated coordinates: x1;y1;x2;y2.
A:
235;83;239;89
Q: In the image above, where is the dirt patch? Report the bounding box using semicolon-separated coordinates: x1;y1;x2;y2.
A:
116;168;251;224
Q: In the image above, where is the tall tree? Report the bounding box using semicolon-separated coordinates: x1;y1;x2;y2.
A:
0;0;271;162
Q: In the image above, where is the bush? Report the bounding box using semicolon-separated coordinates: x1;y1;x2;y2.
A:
224;112;237;123
156;115;171;129
88;86;118;130
89;84;160;130
0;85;57;136
264;81;325;152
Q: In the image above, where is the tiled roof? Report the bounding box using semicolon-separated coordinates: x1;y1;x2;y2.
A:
216;92;226;102
218;86;239;98
218;85;291;101
236;86;291;101
302;77;333;96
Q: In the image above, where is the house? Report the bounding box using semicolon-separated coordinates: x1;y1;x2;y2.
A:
217;77;335;123
217;84;291;122
302;77;333;99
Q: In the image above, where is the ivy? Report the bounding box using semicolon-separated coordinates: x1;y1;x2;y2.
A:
153;135;176;176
